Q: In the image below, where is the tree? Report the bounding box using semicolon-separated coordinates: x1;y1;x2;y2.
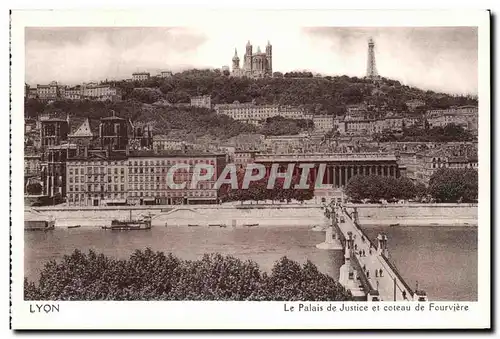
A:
25;249;353;301
395;176;417;200
251;257;352;301
428;168;478;203
346;175;420;202
414;182;428;200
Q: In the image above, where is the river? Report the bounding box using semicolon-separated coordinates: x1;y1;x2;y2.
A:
24;225;477;301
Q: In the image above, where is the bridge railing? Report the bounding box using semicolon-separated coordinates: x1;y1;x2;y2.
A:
342;207;414;299
349;251;376;296
380;253;415;298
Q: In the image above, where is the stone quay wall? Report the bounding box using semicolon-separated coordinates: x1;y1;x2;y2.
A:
29;204;327;227
28;203;478;227
346;203;478;226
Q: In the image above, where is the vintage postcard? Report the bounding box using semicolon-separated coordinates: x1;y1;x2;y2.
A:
10;9;490;329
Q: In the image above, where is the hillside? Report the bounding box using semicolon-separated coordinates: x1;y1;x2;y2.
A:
107;69;477;115
24;70;477;140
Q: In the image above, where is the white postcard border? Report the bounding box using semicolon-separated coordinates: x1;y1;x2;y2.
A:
10;9;491;329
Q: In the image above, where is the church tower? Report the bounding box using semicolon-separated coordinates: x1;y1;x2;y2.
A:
244;41;253;74
266;41;273;76
232;48;240;71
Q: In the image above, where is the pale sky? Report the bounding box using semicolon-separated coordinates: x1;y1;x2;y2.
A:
25;26;478;95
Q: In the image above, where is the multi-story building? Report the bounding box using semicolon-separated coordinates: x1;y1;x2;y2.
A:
344;119;373;135
311;115;334;131
427;105;478;117
264;134;309;153
214;102;280;121
62;86;82;100
81;84;122;101
132;72;151;81
127;152;227;205
66;153;129;206
412;144;478;185
24;154;42;177
405;99;426;111
231;41;272;78
66;152;227;206
346;104;368;115
27;87;38;99
160;71;173;78
153;135;185;152
254;152;402;202
36;81;60;101
190;95;212;109
214;102;309;124
41;143;79;198
279;106;306;119
383;116;404;132
233;150;259;168
426;106;478;131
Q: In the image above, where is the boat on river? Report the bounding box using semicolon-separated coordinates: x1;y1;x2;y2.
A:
102;211;152;231
67;225;81;229
209;224;227;228
243;223;259;227
25;210;55;231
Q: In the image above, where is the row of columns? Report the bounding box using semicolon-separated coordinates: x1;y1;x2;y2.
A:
264;163;399;188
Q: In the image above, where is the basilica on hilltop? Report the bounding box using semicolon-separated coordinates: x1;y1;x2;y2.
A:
231;41;273;78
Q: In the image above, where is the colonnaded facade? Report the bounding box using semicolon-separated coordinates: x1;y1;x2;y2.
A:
254;153;401;188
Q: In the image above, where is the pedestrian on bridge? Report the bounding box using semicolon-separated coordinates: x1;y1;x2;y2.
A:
379;268;383;277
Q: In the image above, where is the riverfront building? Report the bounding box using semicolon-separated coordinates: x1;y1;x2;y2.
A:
41;143;79;198
254;152;401;202
65;151;227;206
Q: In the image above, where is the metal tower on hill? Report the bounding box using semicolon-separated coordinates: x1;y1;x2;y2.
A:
366;37;379;79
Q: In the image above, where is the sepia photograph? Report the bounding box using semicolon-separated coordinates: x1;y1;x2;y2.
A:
10;9;490;330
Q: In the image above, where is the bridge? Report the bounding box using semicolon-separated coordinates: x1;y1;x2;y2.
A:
321;204;428;302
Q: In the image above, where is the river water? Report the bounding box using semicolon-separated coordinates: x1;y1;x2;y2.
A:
24;225;477;301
